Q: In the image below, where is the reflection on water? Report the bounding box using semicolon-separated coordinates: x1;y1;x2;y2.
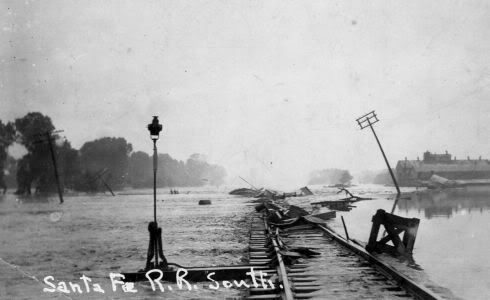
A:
398;187;490;219
303;185;490;300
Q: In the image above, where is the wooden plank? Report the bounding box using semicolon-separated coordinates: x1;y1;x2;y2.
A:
384;212;419;228
366;211;381;252
310;211;336;220
383;222;405;252
378;228;404;245
246;294;280;299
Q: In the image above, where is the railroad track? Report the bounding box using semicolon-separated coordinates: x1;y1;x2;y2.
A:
247;215;295;300
246;211;441;300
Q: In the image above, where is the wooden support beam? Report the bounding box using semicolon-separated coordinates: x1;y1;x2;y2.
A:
366;209;420;255
377;228;404;245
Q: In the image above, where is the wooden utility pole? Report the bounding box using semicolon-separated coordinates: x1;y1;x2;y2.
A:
238;176;259;190
92;168;115;196
356;111;401;195
45;131;64;204
33;130;64;203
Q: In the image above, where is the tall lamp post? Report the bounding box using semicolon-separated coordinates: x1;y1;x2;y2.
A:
356;111;401;195
147;116;162;267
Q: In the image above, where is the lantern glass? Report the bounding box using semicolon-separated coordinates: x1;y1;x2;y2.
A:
148;116;162;140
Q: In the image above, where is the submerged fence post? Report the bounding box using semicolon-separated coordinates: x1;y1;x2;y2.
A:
356;111;401;196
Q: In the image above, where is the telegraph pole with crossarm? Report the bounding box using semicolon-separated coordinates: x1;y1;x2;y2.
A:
356;111;401;195
34;130;64;204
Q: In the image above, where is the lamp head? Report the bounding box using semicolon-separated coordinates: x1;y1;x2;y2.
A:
147;116;162;140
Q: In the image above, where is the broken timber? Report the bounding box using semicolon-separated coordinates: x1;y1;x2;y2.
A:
310;189;371;211
264;201;440;300
297;218;439;300
366;209;420;255
311;200;356;211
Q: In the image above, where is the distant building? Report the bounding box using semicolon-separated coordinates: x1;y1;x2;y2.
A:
395;151;490;186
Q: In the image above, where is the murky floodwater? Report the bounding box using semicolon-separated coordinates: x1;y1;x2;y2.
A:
289;184;490;300
0;188;252;299
1;185;488;299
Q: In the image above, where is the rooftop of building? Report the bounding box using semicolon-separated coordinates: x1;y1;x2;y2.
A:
396;151;490;172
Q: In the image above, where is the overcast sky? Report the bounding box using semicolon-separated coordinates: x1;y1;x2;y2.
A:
2;0;490;188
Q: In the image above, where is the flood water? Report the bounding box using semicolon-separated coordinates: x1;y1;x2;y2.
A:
0;184;488;299
290;184;490;300
0;188;252;299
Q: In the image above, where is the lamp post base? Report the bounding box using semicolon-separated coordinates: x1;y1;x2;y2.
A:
144;221;169;270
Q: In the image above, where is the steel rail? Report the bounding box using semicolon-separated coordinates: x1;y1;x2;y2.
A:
313;222;442;300
264;218;294;300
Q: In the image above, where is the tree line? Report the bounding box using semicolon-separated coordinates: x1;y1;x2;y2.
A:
308;168;353;185
356;169;393;185
0;112;226;195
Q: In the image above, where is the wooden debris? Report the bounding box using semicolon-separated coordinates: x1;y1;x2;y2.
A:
229;187;261;197
299;186;314;196
366;209;420;256
310;211;336;220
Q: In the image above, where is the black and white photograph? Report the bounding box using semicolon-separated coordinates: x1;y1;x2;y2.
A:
1;1;489;299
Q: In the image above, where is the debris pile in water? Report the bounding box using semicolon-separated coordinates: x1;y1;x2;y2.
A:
229;186;314;199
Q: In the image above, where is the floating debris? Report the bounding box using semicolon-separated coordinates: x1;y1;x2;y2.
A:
229;188;261;197
231;185;314;200
299;186;314;196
